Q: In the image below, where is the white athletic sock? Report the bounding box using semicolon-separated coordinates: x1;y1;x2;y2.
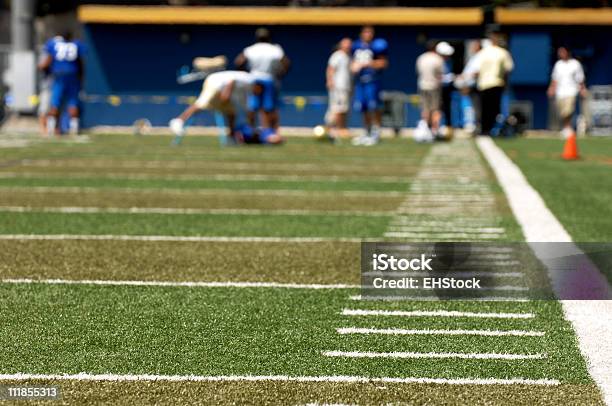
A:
46;117;56;137
69;118;80;135
370;125;381;139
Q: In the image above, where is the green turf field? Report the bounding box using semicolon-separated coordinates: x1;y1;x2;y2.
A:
0;134;604;404
497;137;612;242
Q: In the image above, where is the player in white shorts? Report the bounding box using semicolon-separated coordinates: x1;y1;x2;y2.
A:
169;70;282;145
325;37;352;139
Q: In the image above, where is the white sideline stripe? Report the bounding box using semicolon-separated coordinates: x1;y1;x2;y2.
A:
0;373;560;386
323;351;545;360
348;295;529;302
0;234;364;243
0;186;405;198
342;309;534;319
477;137;612;405
1;278;359;290
336;327;545;337
0;206;392;217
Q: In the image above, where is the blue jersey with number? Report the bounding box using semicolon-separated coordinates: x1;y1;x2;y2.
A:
45;37;83;77
352;38;388;83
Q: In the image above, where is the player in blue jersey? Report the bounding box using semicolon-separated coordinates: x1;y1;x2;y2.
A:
38;33;84;137
351;25;388;146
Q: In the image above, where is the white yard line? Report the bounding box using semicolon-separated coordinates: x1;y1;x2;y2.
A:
383;232;505;239
361;271;524;277
385;226;505;233
0;171;407;184
1;278;359;290
0;234;364;243
0;373;560;386
0;206;392;217
322;351;545;360
476;137;612;405
342;309;534;319
348;295;529;302
0;186;404;198
15;158;421;173
336;327;545;337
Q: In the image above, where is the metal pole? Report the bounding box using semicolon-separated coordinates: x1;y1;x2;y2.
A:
11;0;35;52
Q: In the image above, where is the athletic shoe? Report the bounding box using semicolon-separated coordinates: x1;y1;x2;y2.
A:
169;118;185;137
561;127;572;139
361;136;379;146
351;135;367;146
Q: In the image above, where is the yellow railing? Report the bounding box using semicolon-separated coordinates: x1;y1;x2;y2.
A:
78;5;483;26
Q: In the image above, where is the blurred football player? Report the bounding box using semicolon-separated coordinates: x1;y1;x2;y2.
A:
325;37;352;139
38;32;85;137
351;25;388;146
233;124;283;145
235;28;290;131
169;70;282;145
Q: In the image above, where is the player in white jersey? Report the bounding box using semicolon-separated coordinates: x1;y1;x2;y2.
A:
169;70;281;144
547;46;586;137
234;28;290;130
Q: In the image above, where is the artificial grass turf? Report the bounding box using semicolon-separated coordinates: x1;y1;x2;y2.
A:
0;240;361;285
0;212;390;238
497;137;612;242
0;134;603;404
0;284;592;384
0;134;430;165
0;380;604;406
0;176;410;192
1;158;423;178
0;189;405;212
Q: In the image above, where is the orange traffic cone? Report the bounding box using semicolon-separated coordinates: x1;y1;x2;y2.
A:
562;132;579;160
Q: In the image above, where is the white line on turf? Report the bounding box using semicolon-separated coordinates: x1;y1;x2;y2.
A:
322;351;546;360
336;327;545;337
0;172;408;184
0;206;393;217
1;278;359;290
0;186;405;198
15;159;421;173
342;309;534;319
0;373;560;386
477;137;612;405
361;271;524;277
383;232;505;239
348;295;529;302
0;234;364;243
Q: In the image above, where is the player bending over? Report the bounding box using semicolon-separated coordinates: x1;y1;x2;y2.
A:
351;25;388;146
38;32;84;137
169;70;283;145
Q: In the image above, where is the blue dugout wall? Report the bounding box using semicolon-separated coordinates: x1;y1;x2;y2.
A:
79;7;612;130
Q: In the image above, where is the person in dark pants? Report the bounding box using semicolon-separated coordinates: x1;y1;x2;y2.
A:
480;87;505;135
435;41;455;131
476;32;514;135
